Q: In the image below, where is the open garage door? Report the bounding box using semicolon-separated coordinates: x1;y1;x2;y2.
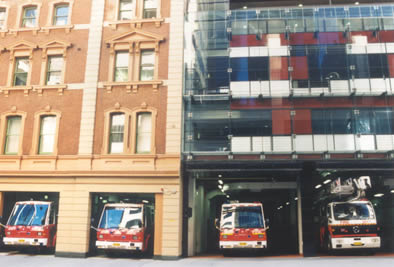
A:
89;193;155;258
188;177;299;256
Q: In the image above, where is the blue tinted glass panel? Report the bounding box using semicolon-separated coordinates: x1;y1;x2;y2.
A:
269;9;280;18
335;8;346;18
230;58;249;81
349;7;360;18
382;6;393;17
325;8;335;18
360;7;371;17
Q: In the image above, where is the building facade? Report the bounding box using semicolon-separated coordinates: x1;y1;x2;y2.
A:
0;0;184;259
183;0;394;256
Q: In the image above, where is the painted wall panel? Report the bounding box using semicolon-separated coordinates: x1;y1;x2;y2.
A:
357;135;376;150
294;135;313;152
379;31;394;42
388;54;394;78
270;57;288;80
376;135;394;150
290;56;309;80
293;109;312;134
273;136;292;152
334;134;356;151
270;81;290;96
313;134;335;151
231;137;251;152
230;47;249;58
272;110;291;135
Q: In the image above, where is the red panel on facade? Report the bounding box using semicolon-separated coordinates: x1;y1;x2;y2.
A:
270;57;288;80
272;109;291;135
247;34;267;46
388;54;394;78
293;109;312;134
379;31;394;42
351;31;379;43
289;32;317;45
318;32;347;44
230;35;249;47
290;56;308;79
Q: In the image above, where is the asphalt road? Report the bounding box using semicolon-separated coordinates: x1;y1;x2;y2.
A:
0;252;394;267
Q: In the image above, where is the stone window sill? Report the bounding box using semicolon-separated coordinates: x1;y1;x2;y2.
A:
108;18;164;30
103;80;162;93
40;25;74;34
34;84;67;96
9;27;40;36
0;86;33;97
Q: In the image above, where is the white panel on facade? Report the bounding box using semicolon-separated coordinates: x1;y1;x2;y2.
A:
231;137;251;152
330;80;349;94
252;136;263;152
390;79;394;94
353;79;371;94
230;81;250;97
367;44;386;54
268;46;289;56
294;135;313;152
261;81;270;96
313;135;335;151
310;88;325;95
376;135;393;150
357;135;375;151
334;134;355;151
386;43;394;53
270;81;290;96
346;44;367;54
370;78;388;94
229;47;249;58
250;81;261;97
292;88;310;95
249;46;268;57
273;136;292;152
262;137;272;152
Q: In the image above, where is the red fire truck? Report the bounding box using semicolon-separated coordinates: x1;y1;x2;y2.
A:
218;202;268;254
94;203;153;254
318;176;381;251
2;201;57;251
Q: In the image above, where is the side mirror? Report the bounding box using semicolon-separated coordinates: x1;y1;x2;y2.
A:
214;218;220;230
90;225;98;232
265;218;270;230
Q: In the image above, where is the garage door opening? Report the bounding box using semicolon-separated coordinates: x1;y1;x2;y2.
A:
89;193;155;258
189;178;299;256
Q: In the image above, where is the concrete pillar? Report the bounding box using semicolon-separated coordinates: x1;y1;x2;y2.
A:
187;177;196;256
55;190;91;257
154;193;163;257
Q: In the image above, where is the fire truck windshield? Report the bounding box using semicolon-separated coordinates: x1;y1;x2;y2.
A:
333;203;375;221
8;203;49;226
221;206;264;229
99;207;143;229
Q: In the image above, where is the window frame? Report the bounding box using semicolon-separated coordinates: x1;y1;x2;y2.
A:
118;0;136;21
13;57;30;86
143;0;157;19
21;6;38;28
135;112;152;153
139;49;155;81
0;111;27;156
53;4;69;26
4;116;22;155
46;55;64;85
31;110;61;155
0;7;7;29
114;51;130;82
108;112;127;154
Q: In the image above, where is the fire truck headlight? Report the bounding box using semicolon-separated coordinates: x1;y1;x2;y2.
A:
37;232;42;236
132;236;138;240
258;234;264;239
99;234;104;239
222;235;228;239
7;231;11;235
336;239;343;244
372;238;380;243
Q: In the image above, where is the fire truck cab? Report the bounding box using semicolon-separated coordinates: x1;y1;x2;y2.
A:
318;176;381;251
94;203;153;253
218;202;268;253
2;201;57;250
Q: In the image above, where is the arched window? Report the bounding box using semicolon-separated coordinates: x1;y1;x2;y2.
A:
136;112;152;153
4;116;22;155
109;113;126;153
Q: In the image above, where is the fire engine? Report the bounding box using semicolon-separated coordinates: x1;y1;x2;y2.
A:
317;176;381;251
93;203;153;254
217;202;268;254
2;201;57;251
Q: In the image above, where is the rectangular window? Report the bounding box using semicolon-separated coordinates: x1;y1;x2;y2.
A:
119;0;134;20
13;57;29;86
53;4;69;26
140;50;155;81
143;0;157;19
136;113;151;153
114;51;129;82
46;56;63;85
109;113;125;153
21;6;37;28
4;116;21;155
0;8;6;28
39;116;56;154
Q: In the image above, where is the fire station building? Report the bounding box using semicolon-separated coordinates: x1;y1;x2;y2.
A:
182;0;394;256
0;0;184;259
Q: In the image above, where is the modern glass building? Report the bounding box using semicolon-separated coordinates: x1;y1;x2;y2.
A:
182;0;394;256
